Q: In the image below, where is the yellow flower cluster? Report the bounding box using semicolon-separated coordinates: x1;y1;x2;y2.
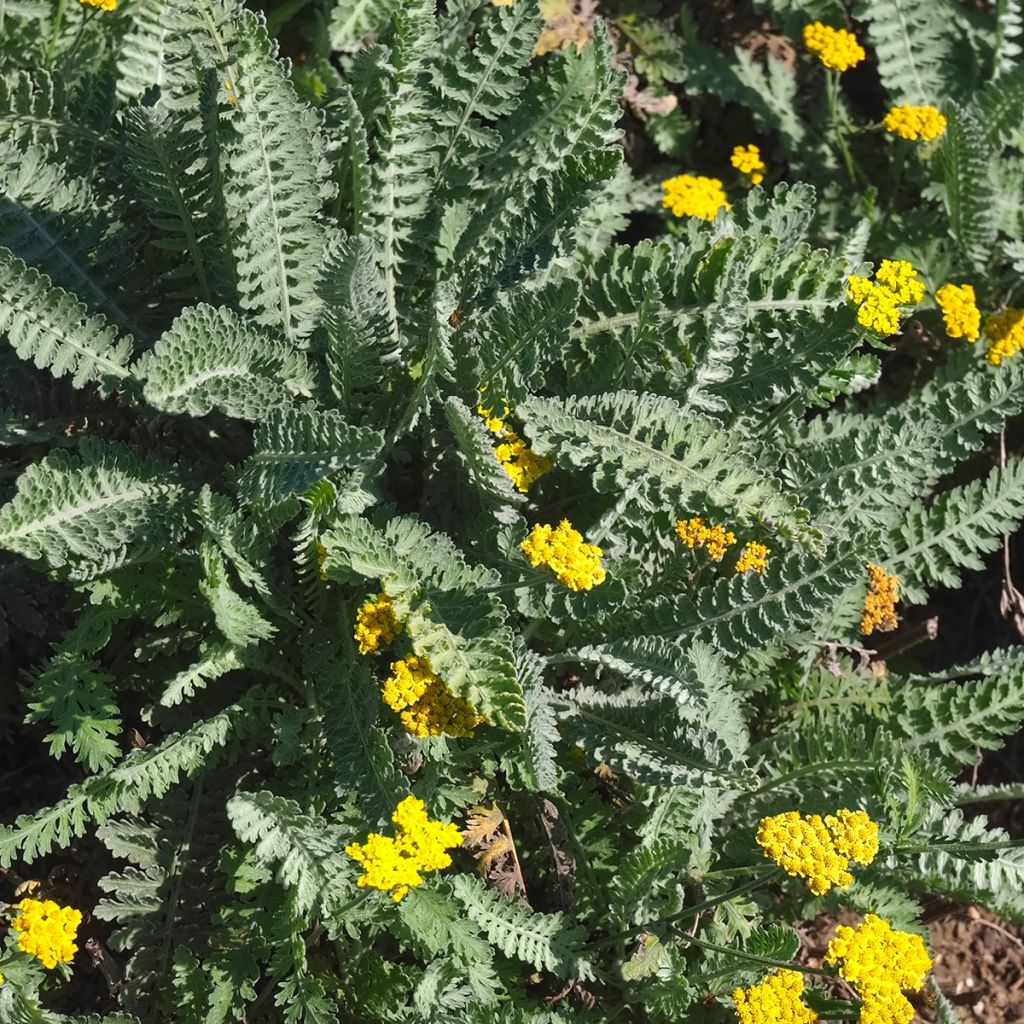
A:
731;144;766;185
10;898;82;970
735;542;770;575
345;795;462;902
316;541;329;582
825;915;933;1024
935;282;981;343
381;655;483;738
661;174;730;220
983;308;1024;366
675;517;737;561
521;520;606;590
478;394;551;493
803;22;866;72
733;969;818;1024
882;104;947;142
494;432;552;493
861;563;899;636
847;260;924;336
80;0;116;9
756;809;879;895
354;595;402;655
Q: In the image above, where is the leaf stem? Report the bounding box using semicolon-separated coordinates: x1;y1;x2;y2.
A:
46;0;67;66
674;929;834;977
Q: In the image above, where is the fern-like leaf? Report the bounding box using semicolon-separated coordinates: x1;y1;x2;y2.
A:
238;404;383;507
452;874;593;979
0;438;187;577
0;246;134;391
940;105;998;270
140;304;316;419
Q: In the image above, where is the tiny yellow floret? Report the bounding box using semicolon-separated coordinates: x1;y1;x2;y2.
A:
883;104;947;142
825;915;933;1024
79;0;116;9
861;563;899;636
803;22;866;72
10;898;82;970
731;144;766;185
381;655;483;738
661;174;730;220
733;969;819;1024
494;431;552;493
674;517;737;562
345;795;463;902
354;594;401;655
735;542;769;575
935;283;981;343
983;308;1024;366
521;520;606;590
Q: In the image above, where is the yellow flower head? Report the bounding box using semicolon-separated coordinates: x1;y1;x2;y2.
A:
883;104;947;142
735;542;769;574
983;308;1024;366
825;915;932;1012
803;22;866;72
731;144;766;185
381;655;483;738
733;969;819;1024
675;517;737;561
494;431;552;493
756;811;854;895
354;594;402;655
935;283;981;343
861;563;899;636
825;809;880;865
79;0;116;9
345;795;462;901
661;174;730;220
10;898;82;970
521;519;606;590
849;261;923;337
316;541;329;582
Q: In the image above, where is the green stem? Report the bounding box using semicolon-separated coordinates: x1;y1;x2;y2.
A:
59;5;96;67
896;838;1024;854
586;874;772;951
825;70;859;186
674;930;834;977
46;0;67;66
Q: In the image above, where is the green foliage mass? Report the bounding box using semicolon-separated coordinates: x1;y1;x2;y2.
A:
0;0;1022;1021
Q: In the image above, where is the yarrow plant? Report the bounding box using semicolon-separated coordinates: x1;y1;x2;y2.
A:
0;0;1023;1021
